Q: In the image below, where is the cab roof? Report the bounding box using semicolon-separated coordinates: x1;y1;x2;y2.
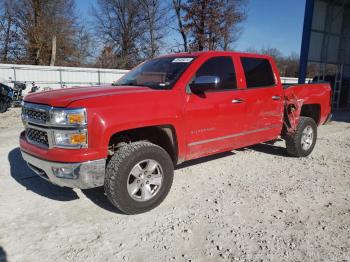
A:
157;50;273;60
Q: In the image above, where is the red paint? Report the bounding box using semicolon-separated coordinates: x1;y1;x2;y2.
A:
21;51;331;163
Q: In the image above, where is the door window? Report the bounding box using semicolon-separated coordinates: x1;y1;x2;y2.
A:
195;56;237;90
241;57;275;88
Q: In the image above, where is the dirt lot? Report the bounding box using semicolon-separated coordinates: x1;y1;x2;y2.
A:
0;107;349;262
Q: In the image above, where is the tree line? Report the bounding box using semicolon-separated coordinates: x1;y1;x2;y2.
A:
246;47;301;78
0;0;247;69
0;0;301;77
0;0;93;66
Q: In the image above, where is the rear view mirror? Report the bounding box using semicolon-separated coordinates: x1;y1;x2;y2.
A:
190;76;220;94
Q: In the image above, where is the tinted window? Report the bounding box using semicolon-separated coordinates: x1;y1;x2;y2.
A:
195;56;237;90
116;57;195;89
241;58;275;88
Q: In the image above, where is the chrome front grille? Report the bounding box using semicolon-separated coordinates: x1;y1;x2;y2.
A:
22;102;51;125
22;108;49;122
25;127;49;148
22;103;52;148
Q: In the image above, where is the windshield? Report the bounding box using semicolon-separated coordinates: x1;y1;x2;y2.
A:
115;57;195;89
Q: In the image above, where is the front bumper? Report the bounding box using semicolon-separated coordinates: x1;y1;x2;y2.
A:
21;151;106;189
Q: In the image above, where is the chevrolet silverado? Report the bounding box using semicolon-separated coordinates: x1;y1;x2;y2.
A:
20;51;332;214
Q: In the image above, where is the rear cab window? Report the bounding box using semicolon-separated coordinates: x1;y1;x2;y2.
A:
240;57;275;88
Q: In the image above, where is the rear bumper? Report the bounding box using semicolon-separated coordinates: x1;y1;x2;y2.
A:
21;151;106;189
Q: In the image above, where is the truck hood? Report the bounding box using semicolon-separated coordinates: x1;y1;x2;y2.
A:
24;85;152;107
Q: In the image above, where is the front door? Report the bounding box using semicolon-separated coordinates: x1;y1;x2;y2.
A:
184;56;247;160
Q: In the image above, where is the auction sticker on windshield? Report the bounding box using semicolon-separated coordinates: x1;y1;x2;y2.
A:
172;58;193;63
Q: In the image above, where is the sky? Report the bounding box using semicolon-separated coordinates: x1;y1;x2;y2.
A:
235;0;306;55
75;0;307;56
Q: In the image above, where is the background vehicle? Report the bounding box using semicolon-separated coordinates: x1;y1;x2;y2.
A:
0;83;13;113
12;81;27;107
19;51;331;214
29;82;39;93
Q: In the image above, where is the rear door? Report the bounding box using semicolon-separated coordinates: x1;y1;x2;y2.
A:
184;55;247;159
238;56;284;144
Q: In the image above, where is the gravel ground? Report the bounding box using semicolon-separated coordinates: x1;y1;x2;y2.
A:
0;108;349;262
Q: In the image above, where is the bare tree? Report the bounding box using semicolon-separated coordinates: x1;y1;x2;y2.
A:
71;25;95;66
0;0;23;63
95;45;118;68
13;0;82;66
94;0;145;69
185;0;206;50
283;52;300;77
49;35;57;66
172;0;188;52
138;0;167;59
0;0;14;62
0;0;250;67
183;0;247;51
220;0;247;50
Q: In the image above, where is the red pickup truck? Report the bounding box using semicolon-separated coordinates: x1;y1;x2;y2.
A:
20;51;331;214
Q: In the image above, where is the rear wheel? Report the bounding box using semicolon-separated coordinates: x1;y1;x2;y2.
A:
285;116;317;157
105;141;174;214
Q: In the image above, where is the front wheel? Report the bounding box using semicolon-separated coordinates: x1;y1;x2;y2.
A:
285;116;317;157
105;141;174;214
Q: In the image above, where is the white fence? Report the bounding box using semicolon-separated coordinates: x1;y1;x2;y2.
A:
0;63;310;95
0;64;129;95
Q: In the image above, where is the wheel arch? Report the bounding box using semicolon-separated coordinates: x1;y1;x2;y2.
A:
108;125;179;165
300;104;321;125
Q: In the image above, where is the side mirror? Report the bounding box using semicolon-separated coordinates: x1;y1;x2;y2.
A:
190;76;220;94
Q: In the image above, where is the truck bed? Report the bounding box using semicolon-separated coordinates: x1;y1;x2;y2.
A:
283;83;332;125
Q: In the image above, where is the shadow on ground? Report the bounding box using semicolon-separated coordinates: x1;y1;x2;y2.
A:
176;151;235;169
247;142;289;157
7;141;289;213
8;147;123;213
81;187;123;214
0;246;7;262
177;140;288;170
83;143;286;214
8;147;79;201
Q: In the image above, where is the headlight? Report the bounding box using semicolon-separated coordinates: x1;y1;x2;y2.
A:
53;129;88;148
51;108;87;126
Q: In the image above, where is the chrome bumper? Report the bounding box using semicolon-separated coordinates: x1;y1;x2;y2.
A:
21;151;106;189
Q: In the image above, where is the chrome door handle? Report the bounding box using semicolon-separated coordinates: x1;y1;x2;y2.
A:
232;99;244;104
272;96;281;100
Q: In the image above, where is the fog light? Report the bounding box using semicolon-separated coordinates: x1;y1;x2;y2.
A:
52;167;77;179
70;133;87;144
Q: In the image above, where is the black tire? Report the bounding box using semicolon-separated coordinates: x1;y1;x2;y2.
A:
7;98;13;108
285;116;317;157
0;99;8;113
105;141;174;214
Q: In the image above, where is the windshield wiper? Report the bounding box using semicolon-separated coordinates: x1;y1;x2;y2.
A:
112;82;170;89
140;82;171;90
112;82;136;86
